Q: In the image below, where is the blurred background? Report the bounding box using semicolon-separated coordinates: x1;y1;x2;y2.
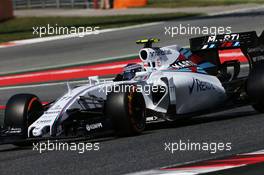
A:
0;0;263;43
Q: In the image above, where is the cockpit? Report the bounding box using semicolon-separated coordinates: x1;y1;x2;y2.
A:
114;63;143;81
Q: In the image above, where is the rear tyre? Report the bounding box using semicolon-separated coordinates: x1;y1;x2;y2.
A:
105;85;146;136
247;63;264;113
4;94;43;138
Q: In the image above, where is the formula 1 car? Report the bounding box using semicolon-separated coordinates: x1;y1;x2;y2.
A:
1;31;264;144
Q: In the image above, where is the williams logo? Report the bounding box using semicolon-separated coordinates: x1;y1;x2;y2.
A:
86;123;103;131
189;78;215;94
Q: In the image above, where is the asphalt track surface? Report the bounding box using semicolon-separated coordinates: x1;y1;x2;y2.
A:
0;8;264;175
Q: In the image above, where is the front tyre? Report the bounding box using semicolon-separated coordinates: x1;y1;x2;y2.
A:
105;85;146;136
4;94;43;138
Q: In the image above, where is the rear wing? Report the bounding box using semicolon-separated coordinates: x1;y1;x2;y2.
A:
189;31;264;80
190;31;259;51
189;31;264;65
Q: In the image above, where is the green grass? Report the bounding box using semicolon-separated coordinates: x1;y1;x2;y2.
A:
0;13;201;43
147;0;264;8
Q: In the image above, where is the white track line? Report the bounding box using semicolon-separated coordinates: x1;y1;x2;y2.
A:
209;5;264;16
128;149;264;175
1;5;263;49
0;22;162;49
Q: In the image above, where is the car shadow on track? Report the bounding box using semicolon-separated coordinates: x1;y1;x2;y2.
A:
145;108;259;132
0;145;27;152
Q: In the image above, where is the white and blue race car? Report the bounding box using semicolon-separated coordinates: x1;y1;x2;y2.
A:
1;31;264;144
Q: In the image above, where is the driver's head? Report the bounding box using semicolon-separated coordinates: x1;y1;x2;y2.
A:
123;63;143;80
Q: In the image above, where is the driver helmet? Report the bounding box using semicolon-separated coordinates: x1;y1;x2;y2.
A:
122;63;143;80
